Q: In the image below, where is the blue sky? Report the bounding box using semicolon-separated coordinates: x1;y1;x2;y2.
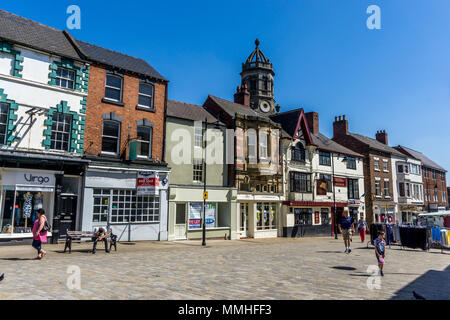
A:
3;0;450;181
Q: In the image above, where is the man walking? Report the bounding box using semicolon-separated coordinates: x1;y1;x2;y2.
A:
338;210;355;253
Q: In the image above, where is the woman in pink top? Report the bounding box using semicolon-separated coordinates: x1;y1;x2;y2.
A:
32;209;48;260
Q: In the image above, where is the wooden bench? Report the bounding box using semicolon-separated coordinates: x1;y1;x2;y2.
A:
64;230;117;254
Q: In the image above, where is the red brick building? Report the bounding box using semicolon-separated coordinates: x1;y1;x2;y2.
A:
396;146;448;212
75;40;171;241
332;115;406;225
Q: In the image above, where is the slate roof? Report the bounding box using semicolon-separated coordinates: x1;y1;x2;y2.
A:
76;40;166;81
269;109;302;137
207;95;262;118
312;133;363;158
167;99;224;125
348;132;406;158
0;10;83;61
396;146;447;172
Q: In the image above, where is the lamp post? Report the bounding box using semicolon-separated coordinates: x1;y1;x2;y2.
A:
202;117;208;246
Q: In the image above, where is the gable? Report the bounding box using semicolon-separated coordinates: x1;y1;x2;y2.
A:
292;109;314;145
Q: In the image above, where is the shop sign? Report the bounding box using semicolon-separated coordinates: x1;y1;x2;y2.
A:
2;170;55;187
348;199;361;206
334;177;347;187
137;171;160;195
316;180;327;196
314;211;320;224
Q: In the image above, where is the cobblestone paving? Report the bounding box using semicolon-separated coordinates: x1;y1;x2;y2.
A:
0;238;448;300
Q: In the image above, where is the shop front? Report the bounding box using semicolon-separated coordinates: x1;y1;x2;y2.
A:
282;201;347;237
399;204;424;224
373;201;396;224
168;186;238;241
0;169;56;242
82;162;169;242
237;193;283;239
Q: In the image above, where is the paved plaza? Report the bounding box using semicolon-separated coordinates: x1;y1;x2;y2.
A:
0;237;448;300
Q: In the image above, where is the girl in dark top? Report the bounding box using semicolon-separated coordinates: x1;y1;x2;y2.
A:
374;231;386;276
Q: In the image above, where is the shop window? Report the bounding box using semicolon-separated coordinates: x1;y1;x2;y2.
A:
1;190;51;235
188;202;216;230
109;189;160;223
290;172;311;193
137;126;152;158
270;204;276;229
138;83;154;109
105;74;123;102
92;189;110;223
291;143;305;162
0;103;9;145
294;208;312;225
319;151;331;166
55;67;75;89
346;157;356;170
102;120;120;154
347;178;359;199
256;203;276;230
50;113;72;151
321;208;330;225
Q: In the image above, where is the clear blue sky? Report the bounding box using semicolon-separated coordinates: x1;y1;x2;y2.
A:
3;0;450;181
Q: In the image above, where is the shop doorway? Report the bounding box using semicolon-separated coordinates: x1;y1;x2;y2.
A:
57;195;78;239
174;203;187;240
240;203;249;238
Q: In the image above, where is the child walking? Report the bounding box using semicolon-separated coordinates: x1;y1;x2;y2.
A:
374;231;386;276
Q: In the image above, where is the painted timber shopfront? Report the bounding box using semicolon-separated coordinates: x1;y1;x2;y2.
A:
168;186;238;241
0;152;87;244
81;159;169;242
237;193;283;239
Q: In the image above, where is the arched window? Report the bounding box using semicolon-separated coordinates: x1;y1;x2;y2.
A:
291;143;305;162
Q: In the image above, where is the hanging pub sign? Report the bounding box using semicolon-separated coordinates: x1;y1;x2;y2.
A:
316;180;328;196
137;171;160;195
334;177;347;187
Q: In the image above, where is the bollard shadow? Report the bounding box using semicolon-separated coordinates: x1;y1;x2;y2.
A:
331;266;357;271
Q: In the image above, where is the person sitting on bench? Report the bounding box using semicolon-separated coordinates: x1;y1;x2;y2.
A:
92;227;110;254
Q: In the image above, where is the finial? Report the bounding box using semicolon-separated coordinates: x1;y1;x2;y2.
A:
255;39;260;47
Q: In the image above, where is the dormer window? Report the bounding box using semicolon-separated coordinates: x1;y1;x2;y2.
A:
55;67;75;89
105;74;123;102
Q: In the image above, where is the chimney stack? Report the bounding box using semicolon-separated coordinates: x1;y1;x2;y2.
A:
333;114;349;138
375;130;388;145
305;112;319;134
234;84;250;107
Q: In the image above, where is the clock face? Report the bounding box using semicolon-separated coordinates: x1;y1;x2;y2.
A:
260;101;271;113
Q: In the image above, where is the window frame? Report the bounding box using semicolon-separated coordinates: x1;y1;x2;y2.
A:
136;125;152;159
0;103;9;145
346;157;357;170
374;157;380;171
375;179;381;196
290;172;312;193
101;120;121;155
319;151;331;166
104;74;123;102
55;67;75;90
137;82;155;110
193;158;203;183
259;130;268;159
347;178;359;200
50;112;72;152
291;142;306;162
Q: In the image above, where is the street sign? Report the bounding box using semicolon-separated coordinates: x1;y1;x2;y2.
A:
203;191;208;200
129;141;138;160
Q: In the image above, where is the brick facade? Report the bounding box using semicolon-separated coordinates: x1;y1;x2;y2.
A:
422;167;448;210
83;64;167;161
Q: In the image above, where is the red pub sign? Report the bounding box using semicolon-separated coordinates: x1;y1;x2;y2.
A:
333;177;347;187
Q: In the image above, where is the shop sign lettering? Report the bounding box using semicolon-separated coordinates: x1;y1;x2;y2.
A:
24;174;50;185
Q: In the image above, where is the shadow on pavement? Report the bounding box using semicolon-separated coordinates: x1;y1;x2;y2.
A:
331;266;357;271
390;265;450;300
0;257;34;261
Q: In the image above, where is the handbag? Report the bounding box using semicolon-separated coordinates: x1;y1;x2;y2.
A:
42;217;52;232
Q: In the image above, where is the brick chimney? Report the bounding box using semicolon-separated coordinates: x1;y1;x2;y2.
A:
305;112;319;134
375;130;388;145
234;84;250;107
333;115;348;138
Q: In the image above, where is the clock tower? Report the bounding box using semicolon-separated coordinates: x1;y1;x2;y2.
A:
240;39;276;115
